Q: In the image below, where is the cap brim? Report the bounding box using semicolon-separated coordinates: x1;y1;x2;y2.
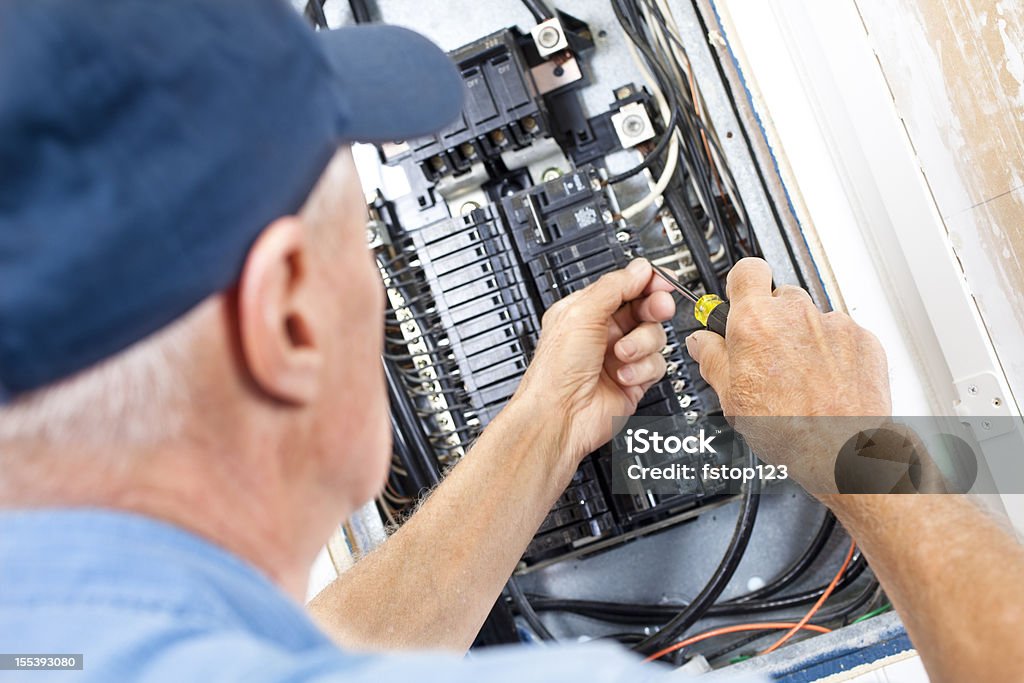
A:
317;25;464;144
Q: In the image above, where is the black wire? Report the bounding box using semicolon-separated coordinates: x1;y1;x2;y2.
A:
348;0;373;23
664;171;723;297
615;0;758;270
577;576;880;662
606;109;681;185
521;0;554;22
633;447;761;655
644;0;759;258
602;632;649;646
606;2;682;186
611;0;736;296
724;510;836;604
507;577;554;641
738;554;867;613
385;357;443;489
528;552;868;625
304;0;329;29
701;577;880;663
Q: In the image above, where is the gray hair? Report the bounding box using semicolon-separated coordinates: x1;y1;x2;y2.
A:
0;300;209;448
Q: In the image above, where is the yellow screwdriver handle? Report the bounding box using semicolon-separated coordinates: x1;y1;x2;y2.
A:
694;294;730;337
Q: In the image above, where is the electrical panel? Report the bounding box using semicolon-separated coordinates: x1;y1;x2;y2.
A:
342;0;881;669
373;22;731;565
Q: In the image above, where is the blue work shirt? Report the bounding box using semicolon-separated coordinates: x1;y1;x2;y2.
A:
0;509;726;682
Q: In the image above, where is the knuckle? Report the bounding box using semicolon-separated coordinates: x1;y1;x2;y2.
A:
823;310;853;326
559;304;585;327
542;295;575;325
773;284;802;298
637;323;666;353
593;268;623;293
859;328;885;355
541;306;560;327
726;304;768;342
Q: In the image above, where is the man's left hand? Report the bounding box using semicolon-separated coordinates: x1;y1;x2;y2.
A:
512;258;676;470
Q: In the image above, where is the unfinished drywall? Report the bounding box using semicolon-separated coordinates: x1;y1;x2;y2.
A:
855;0;1024;410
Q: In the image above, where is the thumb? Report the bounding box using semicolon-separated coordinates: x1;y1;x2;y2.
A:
685;330;730;394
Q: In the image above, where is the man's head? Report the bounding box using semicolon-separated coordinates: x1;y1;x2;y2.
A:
0;0;462;594
2;145;387;499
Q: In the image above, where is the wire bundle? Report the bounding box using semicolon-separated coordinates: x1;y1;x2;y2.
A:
608;0;760;298
514;519;883;664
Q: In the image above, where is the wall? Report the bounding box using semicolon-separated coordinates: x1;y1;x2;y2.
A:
855;0;1024;411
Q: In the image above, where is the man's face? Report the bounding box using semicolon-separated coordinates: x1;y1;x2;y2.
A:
305;149;391;511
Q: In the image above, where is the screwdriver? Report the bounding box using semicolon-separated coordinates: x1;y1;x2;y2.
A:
650;263;730;337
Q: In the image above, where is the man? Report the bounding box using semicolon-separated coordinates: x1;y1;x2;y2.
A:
0;1;1021;682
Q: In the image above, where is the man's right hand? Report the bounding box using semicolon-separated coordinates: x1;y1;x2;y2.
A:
684;258;891;492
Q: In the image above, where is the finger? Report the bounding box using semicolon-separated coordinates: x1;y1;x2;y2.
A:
685;330;730;393
614;321;667;363
644;269;677;295
632;290;676;324
606;321;625;347
624;384;647;410
633;372;665;406
579;258;653;319
726;257;773;302
614;352;668;387
772;284;812;303
612;290;676;334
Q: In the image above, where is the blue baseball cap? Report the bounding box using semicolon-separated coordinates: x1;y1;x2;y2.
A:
0;0;463;403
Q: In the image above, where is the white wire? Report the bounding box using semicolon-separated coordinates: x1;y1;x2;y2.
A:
635;0;714;220
618;28;681;221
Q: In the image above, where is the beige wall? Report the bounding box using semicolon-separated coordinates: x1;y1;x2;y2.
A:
855;0;1024;407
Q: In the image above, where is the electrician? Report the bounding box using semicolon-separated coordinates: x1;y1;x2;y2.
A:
0;3;1020;683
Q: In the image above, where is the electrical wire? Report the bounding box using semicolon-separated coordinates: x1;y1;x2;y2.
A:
731;554;867;613
701;577;880;663
508;577;555;641
611;0;731;283
348;0;373;23
582;577;879;665
632;446;761;655
520;0;554;22
527;553;867;624
304;0;329;29
643;622;832;663
376;0;849;656
852;604;892;624
611;0;759;275
760;539;856;655
609;0;681;221
724;511;836;604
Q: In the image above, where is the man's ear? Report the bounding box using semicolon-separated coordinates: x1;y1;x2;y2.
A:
237;216;324;404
